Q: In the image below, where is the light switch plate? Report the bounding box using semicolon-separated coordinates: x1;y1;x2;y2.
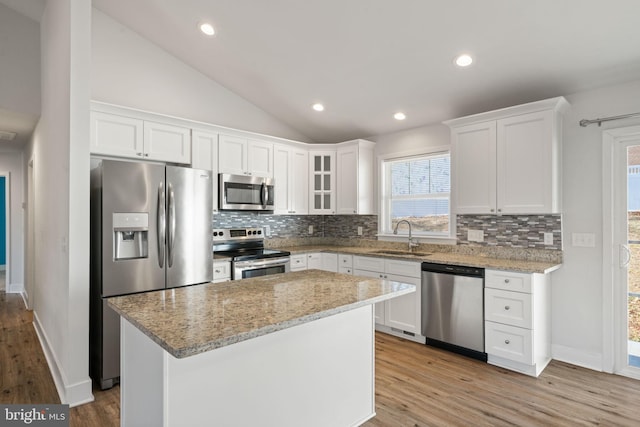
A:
572;233;596;247
467;229;484;242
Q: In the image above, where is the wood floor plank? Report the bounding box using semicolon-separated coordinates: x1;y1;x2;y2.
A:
3;292;640;426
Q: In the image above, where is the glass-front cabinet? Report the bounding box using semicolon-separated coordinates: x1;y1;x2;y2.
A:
309;151;336;214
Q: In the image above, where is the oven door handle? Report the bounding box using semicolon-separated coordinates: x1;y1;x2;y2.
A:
234;257;290;269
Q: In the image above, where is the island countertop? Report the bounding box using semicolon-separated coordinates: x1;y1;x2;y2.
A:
107;270;415;359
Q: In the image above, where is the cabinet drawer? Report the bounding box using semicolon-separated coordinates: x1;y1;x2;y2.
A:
338;254;353;268
290;254;307;271
485;288;532;328
353;256;385;272
384;259;421;278
485;270;532;293
485;321;533;364
339;266;353;275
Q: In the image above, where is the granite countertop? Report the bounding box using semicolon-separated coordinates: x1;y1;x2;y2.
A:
107;270;415;359
279;245;561;274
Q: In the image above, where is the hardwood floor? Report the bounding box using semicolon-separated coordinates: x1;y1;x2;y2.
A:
3;291;640;426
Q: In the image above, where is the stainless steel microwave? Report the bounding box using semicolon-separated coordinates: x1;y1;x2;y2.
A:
219;173;275;211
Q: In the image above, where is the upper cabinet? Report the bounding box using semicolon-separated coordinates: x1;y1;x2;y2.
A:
218;134;273;178
90;111;191;164
445;97;568;215
191;130;220;212
273;144;309;215
308;150;336;214
336;140;375;215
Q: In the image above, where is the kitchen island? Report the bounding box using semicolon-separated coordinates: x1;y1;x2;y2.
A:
107;270;415;427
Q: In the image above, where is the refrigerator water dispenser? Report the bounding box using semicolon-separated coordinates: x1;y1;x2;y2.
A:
113;212;149;260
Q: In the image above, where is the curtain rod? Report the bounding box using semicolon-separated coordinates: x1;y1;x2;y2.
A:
579;112;640;127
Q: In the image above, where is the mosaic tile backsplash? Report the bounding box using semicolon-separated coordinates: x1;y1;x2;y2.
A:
213;211;378;240
456;214;562;250
213;212;562;251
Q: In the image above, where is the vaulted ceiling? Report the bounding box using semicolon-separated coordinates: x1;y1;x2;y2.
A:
2;0;640;144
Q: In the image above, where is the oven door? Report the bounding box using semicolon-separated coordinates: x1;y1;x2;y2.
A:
233;257;290;280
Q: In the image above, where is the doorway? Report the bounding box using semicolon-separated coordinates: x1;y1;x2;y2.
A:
604;125;640;380
0;172;10;294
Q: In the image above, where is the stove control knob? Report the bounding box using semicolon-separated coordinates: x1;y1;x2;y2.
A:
213;231;218;237
258;230;262;234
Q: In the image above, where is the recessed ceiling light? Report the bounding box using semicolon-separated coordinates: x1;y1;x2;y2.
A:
312;103;325;112
199;22;215;36
0;130;17;141
394;112;406;121
455;54;473;67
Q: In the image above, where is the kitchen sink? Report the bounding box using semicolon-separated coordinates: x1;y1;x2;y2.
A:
372;250;431;257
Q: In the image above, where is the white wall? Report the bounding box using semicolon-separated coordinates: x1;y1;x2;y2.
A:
26;0;93;407
369;79;640;371
552;80;640;369
91;9;311;143
0;3;40;116
0;149;24;288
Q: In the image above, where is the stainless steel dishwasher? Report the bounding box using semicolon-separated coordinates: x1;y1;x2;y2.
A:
421;262;487;361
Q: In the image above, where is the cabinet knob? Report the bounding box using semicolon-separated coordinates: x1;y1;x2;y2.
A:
490;208;495;213
504;305;510;311
379;274;384;278
215;269;220;273
144;153;149;157
504;339;510;345
504;279;510;284
353;210;356;214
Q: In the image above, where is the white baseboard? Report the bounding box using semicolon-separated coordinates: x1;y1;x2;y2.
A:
552;343;603;372
6;282;24;294
32;311;94;407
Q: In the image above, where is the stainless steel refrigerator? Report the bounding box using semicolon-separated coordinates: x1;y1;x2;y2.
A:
90;159;213;389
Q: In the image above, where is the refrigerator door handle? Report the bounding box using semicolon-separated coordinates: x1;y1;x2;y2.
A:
167;183;176;268
157;182;166;268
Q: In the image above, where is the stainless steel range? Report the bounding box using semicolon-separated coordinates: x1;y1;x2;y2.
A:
213;227;290;280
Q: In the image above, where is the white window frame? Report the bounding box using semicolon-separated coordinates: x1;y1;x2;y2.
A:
378;146;456;244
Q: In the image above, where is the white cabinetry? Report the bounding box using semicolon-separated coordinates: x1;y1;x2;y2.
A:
321;253;338;272
484;269;551;377
309;151;336;214
191;130;219;212
218;134;273;178
307;253;322;270
290;254;308;272
212;260;231;283
338;254;353;275
273;144;309;214
445;97;568;214
336;140;375;215
90;111;191;164
353;256;422;342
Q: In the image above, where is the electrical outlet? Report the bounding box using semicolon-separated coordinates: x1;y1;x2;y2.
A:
357;226;363;236
308;225;313;235
467;230;484;242
544;232;553;245
264;225;271;237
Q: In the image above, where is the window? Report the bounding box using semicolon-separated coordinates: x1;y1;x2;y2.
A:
381;152;451;236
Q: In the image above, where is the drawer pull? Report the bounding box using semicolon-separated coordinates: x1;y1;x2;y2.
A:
504;279;510;283
504;305;510;311
215;269;220;273
504;339;510;345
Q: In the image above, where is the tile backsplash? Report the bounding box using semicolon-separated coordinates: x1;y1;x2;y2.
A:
456;214;562;250
213;212;562;251
213;211;378;240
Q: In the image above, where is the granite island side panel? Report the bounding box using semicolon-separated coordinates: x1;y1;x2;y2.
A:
107;269;415;358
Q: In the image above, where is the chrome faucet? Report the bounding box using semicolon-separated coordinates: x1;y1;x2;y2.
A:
393;220;419;251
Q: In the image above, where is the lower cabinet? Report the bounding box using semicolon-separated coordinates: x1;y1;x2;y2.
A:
353;256;423;343
290;254;307;272
213;260;231;283
484;269;551;377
